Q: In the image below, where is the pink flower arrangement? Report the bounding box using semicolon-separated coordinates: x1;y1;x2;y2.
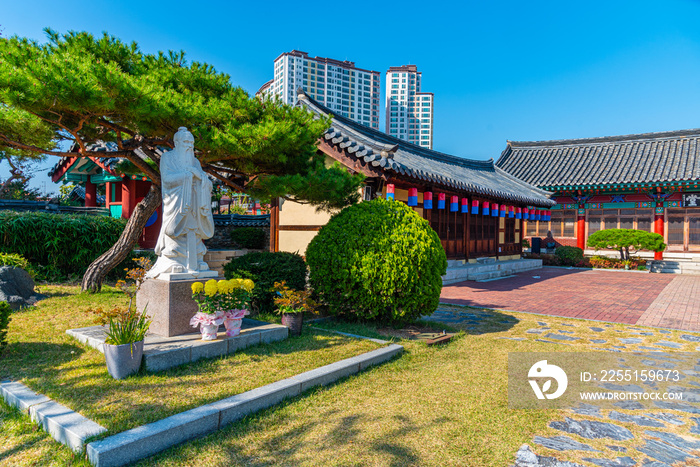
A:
190;311;224;328
223;309;249;320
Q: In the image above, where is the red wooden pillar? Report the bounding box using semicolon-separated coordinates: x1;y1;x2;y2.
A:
85;179;97;207
576;207;586;250
105;182;112;207
654;204;664;260
121;179;135;218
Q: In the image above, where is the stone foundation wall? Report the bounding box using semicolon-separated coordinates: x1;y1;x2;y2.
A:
204;225;270;251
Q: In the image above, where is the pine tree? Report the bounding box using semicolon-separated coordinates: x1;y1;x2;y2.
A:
0;29;364;291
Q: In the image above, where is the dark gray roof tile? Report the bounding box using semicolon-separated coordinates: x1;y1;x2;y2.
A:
497;129;700;187
298;90;553;207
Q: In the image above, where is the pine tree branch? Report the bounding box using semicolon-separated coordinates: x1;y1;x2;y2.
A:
0;134;132;158
201;164;246;192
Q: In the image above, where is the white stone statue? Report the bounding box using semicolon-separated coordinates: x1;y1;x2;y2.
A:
147;127;217;280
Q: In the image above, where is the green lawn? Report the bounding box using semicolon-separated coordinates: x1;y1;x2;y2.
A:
0;286;380;435
3;287;699;466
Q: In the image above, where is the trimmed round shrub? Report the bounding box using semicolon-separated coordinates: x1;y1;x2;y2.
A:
554;246;584;266
306;198;447;323
0;301;10;350
223;251;306;313
230;227;266;250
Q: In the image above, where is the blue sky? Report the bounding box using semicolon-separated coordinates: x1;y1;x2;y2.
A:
4;0;700;194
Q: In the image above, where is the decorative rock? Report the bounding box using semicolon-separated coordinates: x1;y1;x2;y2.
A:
635;439;698;465
641;359;676;369
549;417;634;441
581;457;637;467
680;335;700;343
644;429;700;451
538;322;548;326
631;332;655;336
654;401;700;414
646;413;683;426
512;444;586;467
0;266;45;310
607;446;628;452
528;329;545;334
619;338;643;345
572;403;602;418
498;337;526;341
558;330;575;334
533;435;600;452
653;341;682;349
545;333;579;341
659;330;671;334
608;411;665;428
614;401;644;410
590;327;605;332
668;386;700;403
638;346;662;351
691;417;700;434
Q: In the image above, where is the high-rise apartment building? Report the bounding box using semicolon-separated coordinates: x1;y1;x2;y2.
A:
385;65;433;149
257;50;381;129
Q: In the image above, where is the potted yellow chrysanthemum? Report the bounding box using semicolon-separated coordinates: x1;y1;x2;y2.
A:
190;278;254;340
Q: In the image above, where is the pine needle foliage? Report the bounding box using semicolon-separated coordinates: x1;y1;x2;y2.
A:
0;29;363;209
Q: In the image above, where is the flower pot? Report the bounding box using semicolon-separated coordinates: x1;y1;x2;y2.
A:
281;312;303;336
224;318;243;337
104;341;144;380
200;323;219;340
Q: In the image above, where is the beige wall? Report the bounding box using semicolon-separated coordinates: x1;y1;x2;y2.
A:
278;230;320;255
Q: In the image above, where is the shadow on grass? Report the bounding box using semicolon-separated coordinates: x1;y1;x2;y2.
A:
0;342;85;379
423;306;519;336
142;396;445;467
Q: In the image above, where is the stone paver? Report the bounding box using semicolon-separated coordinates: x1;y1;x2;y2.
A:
441;267;700;332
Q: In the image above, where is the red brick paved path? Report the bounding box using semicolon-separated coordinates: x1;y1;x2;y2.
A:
440;267;698;329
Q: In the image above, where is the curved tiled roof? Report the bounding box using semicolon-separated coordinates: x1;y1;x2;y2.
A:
298;90;553;207
496;129;700;188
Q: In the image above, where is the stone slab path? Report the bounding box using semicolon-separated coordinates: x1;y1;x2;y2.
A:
441;267;700;332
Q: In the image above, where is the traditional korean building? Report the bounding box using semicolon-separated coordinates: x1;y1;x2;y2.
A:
270;90;555;260
48;142;162;249
496;129;700;259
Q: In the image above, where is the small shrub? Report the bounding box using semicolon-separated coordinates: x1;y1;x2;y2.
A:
223;251;306;313
0;252;35;277
230;227;266;250
555;246;584;266
522;238;530;248
306;199;447;324
0;301;10;350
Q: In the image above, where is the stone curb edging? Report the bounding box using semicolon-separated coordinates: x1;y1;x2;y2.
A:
0;380;107;452
85;343;403;467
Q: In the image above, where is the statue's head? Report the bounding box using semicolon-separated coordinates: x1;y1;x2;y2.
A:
174;127;194;152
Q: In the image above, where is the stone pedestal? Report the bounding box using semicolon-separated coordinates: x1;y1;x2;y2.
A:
136;276;221;337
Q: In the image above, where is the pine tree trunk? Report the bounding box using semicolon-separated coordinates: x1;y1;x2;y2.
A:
81;184;162;293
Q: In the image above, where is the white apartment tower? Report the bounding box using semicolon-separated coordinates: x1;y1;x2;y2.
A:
257;50;381;129
385;65;433;149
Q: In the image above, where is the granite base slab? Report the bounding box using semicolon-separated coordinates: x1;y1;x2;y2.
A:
67;319;288;372
135;276;222;337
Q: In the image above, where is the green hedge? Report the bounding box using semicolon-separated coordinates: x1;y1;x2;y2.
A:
230;227;266;250
0;211;127;280
306;199;447;324
0;301;10;350
223;251;307;313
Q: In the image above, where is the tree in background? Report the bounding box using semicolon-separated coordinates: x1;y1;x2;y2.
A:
0;29;364;292
587;229;665;260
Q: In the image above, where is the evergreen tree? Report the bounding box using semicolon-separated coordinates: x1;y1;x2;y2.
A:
0;29;363;291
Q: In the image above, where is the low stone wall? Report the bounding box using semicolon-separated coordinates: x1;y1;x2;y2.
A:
204;225;270;251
